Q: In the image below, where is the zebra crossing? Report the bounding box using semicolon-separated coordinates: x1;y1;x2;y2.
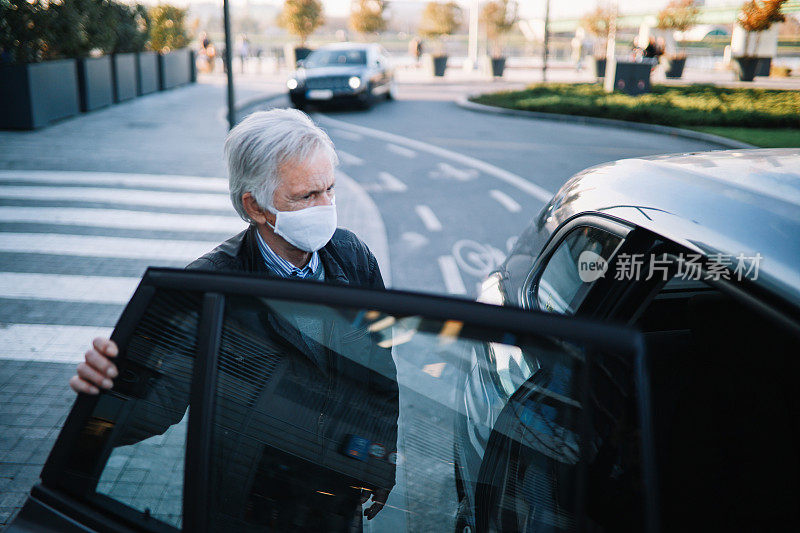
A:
0;170;247;363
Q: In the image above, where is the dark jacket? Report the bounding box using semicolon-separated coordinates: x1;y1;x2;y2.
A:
118;225;398;530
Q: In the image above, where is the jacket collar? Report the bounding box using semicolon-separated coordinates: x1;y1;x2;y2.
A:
240;225;350;285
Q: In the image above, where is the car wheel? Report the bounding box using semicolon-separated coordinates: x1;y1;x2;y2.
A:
358;85;374;110
290;96;306;111
387;80;397;100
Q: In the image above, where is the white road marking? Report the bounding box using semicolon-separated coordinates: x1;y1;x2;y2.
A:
314;114;554;202
0;186;233;211
0;207;245;233
400;232;429;250
386;143;417;158
337;150;364;166
0;324;113;363
0;233;217;262
0;273;139;304
378;172;408;192
489;189;522;213
0;170;228;192
437;256;467;295
332;129;364;141
429;162;479;181
415;205;442;232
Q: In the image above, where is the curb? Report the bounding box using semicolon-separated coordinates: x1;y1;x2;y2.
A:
456;96;756;150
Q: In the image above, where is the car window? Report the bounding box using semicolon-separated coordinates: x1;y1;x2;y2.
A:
37;269;648;533
305;49;367;67
45;289;201;531
533;226;623;315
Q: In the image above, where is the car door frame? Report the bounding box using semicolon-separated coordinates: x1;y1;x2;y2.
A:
24;268;658;533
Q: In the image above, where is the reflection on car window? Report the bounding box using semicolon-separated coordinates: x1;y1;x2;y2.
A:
55;289;201;530
305;50;367;67
535;226;623;314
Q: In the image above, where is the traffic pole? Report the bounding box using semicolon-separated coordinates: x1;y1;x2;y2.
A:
223;0;236;130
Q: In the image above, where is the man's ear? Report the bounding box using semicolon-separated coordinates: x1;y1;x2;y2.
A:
242;193;270;225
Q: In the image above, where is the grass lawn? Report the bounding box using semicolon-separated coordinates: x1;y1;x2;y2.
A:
472;83;800;148
688;127;800;148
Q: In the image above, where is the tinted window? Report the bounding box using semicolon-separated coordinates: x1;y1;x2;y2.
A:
40;270;647;532
534;226;623;314
50;289;201;530
305;49;367;67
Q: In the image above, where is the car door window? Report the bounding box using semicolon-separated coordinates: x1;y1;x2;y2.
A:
35;269;650;533
533;226;624;315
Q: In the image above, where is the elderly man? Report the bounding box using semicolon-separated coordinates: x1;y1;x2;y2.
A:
69;109;396;530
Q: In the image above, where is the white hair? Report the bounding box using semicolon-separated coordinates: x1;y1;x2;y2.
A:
225;108;338;222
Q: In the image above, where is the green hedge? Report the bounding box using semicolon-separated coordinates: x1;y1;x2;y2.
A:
472;84;800;129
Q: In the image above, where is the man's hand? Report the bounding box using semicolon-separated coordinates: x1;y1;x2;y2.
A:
69;337;118;395
361;488;389;520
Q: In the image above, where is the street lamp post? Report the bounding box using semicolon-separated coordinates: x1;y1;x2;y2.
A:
466;0;480;70
542;0;550;82
223;0;236;130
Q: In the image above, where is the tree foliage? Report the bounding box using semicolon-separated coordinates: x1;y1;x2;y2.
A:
419;1;462;40
110;2;149;54
0;0;50;63
580;2;614;39
737;0;786;32
349;0;388;37
656;0;700;32
148;4;189;52
279;0;324;45
480;0;518;57
0;0;176;63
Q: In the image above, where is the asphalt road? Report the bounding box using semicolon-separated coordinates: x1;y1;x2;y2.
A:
0;81;721;529
250;93;721;300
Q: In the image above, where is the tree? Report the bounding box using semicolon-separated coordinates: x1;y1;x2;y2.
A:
349;0;388;38
737;0;786;56
45;0;118;58
148;4;190;52
0;0;50;63
480;0;518;58
418;1;462;54
656;0;699;57
580;2;614;57
279;0;324;46
110;2;150;54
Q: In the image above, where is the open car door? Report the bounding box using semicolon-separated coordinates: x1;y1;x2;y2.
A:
8;268;655;533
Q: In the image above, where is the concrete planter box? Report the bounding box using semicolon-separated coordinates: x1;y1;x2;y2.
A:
610;60;654;95
426;55;448;77
137;51;159;95
158;48;192;90
490;57;506;77
112;53;138;103
594;57;606;79
77;56;114;112
0;59;81;130
662;56;686;79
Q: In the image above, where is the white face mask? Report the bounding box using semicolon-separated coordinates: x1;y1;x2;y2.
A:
266;203;337;253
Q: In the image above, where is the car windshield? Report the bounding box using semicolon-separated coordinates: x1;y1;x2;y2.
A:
304;49;367;67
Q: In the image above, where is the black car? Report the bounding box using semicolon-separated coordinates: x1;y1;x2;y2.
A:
287;43;395;110
7;150;799;533
453;148;800;532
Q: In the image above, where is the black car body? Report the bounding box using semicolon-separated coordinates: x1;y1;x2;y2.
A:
454;148;800;532
287;43;394;110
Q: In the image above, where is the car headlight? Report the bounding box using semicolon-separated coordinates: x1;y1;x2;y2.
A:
287;78;298;90
348;76;361;90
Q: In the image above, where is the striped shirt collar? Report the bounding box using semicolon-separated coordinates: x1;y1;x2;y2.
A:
254;228;321;279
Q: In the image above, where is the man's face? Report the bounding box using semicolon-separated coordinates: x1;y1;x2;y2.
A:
272;149;335;212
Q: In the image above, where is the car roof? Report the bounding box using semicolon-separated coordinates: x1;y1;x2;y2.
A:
548;148;800;304
316;42;377;52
